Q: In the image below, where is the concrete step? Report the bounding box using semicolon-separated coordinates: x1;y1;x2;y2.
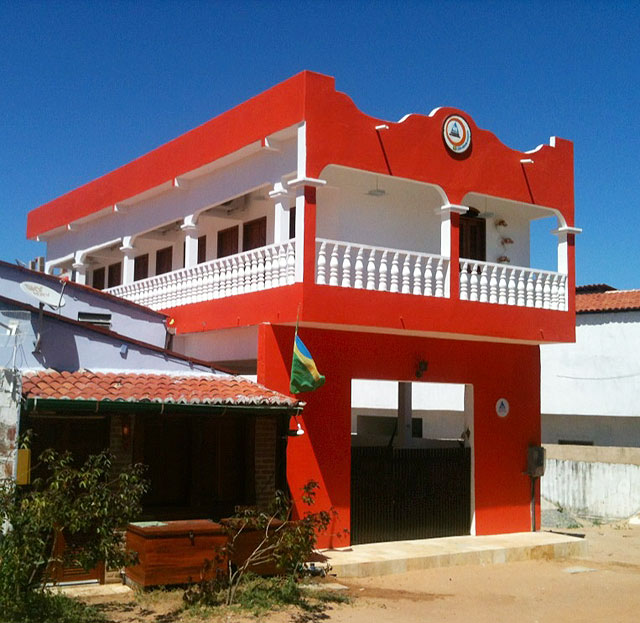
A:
320;531;587;578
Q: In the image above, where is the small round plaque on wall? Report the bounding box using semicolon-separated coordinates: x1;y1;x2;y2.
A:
496;398;510;418
443;115;472;154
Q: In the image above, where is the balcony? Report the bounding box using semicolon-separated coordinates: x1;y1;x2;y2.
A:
106;241;296;310
315;239;567;311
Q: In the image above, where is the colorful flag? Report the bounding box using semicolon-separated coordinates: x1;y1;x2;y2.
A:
290;331;325;394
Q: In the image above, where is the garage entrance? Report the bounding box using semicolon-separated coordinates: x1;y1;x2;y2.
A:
350;381;473;545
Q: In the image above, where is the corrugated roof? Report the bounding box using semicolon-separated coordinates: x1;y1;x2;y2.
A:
21;370;299;408
576;289;640;313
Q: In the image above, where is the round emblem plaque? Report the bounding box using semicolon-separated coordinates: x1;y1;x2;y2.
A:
443;115;472;154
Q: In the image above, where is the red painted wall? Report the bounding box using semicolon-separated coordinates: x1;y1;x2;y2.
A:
258;323;541;548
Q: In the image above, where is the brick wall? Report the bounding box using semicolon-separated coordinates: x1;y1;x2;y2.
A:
0;369;20;479
254;416;277;509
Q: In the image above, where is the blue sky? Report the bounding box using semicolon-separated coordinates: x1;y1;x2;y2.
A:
1;0;638;288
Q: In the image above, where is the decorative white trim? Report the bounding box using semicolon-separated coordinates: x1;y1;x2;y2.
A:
287;176;327;189
439;203;470;215
552;226;582;236
375;124;389;130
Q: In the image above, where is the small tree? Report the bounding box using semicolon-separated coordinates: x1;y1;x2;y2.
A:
184;481;338;608
0;447;147;618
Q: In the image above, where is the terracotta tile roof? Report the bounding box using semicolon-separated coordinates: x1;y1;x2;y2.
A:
576;288;640;313
21;370;299;408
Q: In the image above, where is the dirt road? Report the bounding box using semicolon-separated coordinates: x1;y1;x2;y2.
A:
88;521;640;622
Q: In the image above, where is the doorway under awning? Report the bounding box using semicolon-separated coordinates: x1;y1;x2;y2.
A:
21;369;302;521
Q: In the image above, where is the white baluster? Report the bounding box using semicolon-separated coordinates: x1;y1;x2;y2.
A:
489;266;498;303
435;258;444;298
317;241;327;285
543;274;552;309
507;268;516;306
526;270;535;307
517;269;526;306
401;255;411;294
237;254;246;295
557;274;567;311
231;257;240;296
286;244;296;284
413;257;422;296
257;249;265;290
423;257;433;296
534;273;543;308
263;248;272;289
479;264;488;303
469;263;479;301
390;252;400;293
270;247;280;288
379;251;388;292
225;259;233;298
354;247;364;289
498;267;508;304
459;262;469;300
249;251;260;292
341;246;352;288
279;245;288;287
550;274;559;310
329;244;340;286
366;248;376;290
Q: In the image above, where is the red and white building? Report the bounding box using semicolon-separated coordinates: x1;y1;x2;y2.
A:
27;71;580;547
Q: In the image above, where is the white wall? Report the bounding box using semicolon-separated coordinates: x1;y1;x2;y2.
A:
317;166;443;255
350;379;467;439
174;326;258;363
541;311;640;418
45;136;297;263
542;444;640;519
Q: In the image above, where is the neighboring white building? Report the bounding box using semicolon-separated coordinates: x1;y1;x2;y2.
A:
541;284;640;448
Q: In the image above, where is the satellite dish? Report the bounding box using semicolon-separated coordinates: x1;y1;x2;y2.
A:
20;281;66;309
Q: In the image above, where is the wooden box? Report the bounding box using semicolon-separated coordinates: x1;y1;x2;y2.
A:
125;519;228;587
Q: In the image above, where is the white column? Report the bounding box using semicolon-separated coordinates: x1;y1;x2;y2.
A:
72;256;87;285
294;187;305;282
552;225;581;274
120;236;136;285
181;215;199;268
268;181;291;244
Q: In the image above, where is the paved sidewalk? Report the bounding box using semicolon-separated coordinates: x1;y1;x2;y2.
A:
320;531;587;577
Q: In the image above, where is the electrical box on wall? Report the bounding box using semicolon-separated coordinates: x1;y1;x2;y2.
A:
16;448;31;485
526;445;546;478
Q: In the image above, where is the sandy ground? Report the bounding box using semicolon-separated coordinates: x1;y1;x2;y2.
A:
84;521;640;623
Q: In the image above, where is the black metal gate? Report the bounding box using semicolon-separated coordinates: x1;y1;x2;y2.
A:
350;446;471;544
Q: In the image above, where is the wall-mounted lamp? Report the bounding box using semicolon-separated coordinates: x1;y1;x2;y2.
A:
121;415;132;448
120;343;128;357
415;360;428;378
366;178;386;197
287;416;305;437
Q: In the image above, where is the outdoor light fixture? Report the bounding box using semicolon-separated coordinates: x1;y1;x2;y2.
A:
415;359;428;378
287;416;305;437
121;415;131;448
366;178;386;197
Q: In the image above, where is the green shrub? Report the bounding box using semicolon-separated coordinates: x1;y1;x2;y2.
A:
0;447;147;621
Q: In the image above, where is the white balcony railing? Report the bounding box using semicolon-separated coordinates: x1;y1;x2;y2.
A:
459;259;568;311
106;241;296;310
316;239;450;297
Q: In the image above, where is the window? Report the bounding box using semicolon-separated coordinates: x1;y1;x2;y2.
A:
217;225;239;258
289;207;296;239
243;217;266;252
92;267;105;290
155;246;173;275
197;235;207;264
459;209;486;261
107;262;122;288
77;312;112;328
134;254;149;281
